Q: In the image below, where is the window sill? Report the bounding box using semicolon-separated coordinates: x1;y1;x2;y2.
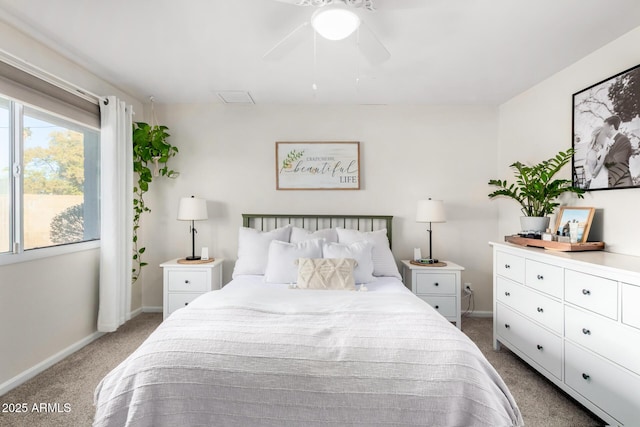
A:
0;240;101;266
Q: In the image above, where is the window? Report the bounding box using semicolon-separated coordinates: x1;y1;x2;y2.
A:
0;95;100;254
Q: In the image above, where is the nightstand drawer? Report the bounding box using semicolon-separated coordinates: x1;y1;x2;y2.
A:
168;270;208;292
420;296;457;318
525;259;563;298
496;251;525;284
167;293;201;315
565;270;617;319
415;273;456;294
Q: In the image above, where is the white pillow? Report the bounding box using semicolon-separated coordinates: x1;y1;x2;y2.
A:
336;228;401;279
296;258;356;291
232;225;292;278
322;241;376;284
290;227;338;244
264;239;324;283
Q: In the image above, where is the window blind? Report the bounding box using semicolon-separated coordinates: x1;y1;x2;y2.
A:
0;60;100;128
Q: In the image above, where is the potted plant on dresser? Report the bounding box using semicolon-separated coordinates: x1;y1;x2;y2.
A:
488;149;585;233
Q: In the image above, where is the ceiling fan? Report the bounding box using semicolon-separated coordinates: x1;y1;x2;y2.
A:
265;0;401;65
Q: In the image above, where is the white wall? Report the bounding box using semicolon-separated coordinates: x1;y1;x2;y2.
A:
497;26;640;256
138;104;500;314
0;20;144;390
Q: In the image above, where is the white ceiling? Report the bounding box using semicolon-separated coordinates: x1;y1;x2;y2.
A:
2;0;640;105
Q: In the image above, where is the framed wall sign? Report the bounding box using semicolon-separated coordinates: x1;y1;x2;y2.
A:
276;141;360;190
572;63;640;191
553;207;595;243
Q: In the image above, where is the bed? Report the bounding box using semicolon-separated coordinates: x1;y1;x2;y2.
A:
94;214;523;427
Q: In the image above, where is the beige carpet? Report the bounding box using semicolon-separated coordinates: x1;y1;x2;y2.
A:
0;314;604;427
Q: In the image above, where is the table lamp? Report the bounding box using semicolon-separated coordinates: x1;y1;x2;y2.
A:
416;198;446;262
177;196;208;260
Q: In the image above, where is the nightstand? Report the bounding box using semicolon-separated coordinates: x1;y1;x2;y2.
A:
401;260;464;329
160;258;224;319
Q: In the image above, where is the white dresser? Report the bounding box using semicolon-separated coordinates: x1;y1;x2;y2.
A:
161;258;224;320
491;242;640;426
401;260;464;329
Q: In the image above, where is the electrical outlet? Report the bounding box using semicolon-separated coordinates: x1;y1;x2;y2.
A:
464;283;473;293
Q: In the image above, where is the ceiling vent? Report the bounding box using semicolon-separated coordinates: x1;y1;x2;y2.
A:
216;91;255;104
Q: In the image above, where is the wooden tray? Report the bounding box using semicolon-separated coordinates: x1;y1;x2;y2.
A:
505;235;604;252
177;258;215;264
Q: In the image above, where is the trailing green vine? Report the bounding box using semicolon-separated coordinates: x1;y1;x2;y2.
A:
132;121;179;284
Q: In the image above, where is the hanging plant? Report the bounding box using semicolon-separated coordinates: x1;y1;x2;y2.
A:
132;121;179;284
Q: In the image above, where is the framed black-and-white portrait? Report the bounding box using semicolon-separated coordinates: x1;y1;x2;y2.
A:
572;64;640;191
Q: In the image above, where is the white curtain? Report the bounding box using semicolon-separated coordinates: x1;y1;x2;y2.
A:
98;96;133;332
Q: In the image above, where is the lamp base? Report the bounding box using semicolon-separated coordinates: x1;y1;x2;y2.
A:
185;255;201;261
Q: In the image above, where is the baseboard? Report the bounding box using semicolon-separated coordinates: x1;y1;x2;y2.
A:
130;306;143;318
0;330;104;397
142;306;162;313
463;310;493;318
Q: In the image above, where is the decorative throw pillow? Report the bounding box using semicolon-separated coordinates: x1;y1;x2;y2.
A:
322;241;376;284
336;228;401;279
290;227;338;244
232;225;292;278
296;258;357;291
264;239;324;283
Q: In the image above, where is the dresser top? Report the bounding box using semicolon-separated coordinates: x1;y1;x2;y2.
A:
490;241;640;276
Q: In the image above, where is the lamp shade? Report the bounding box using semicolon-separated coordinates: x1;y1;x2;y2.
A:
177;196;208;221
311;7;361;41
416;199;446;223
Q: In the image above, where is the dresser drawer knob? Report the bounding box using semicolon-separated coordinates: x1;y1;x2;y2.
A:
185;280;190;284
504;291;510;297
537;307;544;313
434;282;439;287
504;324;510;329
582;328;591;335
537;274;544;280
582;373;590;381
435;305;440;309
504;264;511;269
582;289;591;295
184;302;189;306
537;344;543;350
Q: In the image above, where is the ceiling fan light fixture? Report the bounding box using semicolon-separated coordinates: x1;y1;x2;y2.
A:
311;7;361;41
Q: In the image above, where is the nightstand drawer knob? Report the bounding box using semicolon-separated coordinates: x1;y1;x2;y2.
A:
434;305;440;309
582;328;591;335
434;282;439;287
504;323;510;329
537;307;544;313
582;373;590;381
184;280;190;284
504;291;510;297
582;289;591;295
537;274;544;280
184;302;189;306
504;264;511;269
537;344;543;350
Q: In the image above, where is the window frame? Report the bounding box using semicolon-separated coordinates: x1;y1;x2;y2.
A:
0;95;101;264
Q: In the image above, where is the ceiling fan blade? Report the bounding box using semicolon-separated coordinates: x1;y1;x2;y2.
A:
263;22;312;60
357;22;390;65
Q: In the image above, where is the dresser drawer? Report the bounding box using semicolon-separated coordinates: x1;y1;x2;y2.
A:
167;270;208;292
496;303;562;379
415;273;456;295
167;293;201;316
565;305;640;376
496;251;525;283
497;277;562;334
622;282;640;330
420;296;457;318
565;270;617;319
525;259;563;298
565;341;640;427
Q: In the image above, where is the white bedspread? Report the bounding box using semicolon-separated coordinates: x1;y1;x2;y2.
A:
94;278;523;426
